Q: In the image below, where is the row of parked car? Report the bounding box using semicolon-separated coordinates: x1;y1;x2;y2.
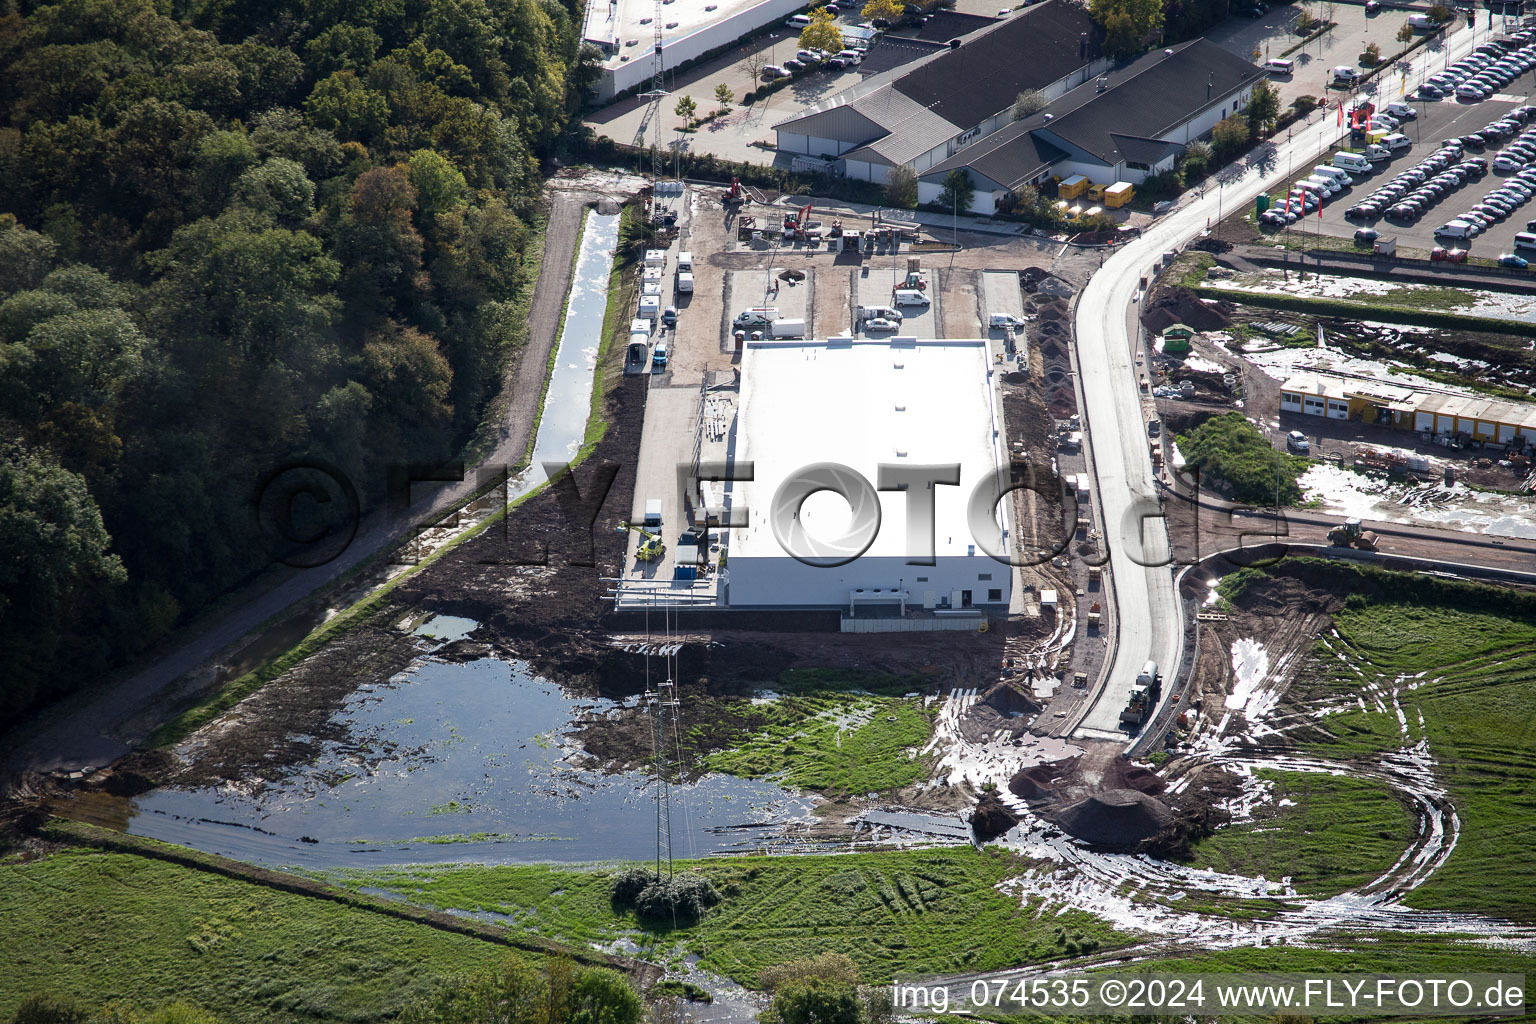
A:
764;45;867;79
1415;31;1536;101
1255;105;1420;227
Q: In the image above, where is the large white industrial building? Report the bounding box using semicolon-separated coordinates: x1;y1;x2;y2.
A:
583;0;805;102
723;337;1013;615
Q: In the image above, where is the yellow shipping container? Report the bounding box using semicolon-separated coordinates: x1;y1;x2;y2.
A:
1058;174;1091;200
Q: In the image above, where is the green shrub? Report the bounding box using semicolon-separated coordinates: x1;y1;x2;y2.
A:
608;866;656;908
632;872;721;927
1177;412;1308;505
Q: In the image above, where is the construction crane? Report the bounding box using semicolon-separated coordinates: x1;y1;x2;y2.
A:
617;521;666;562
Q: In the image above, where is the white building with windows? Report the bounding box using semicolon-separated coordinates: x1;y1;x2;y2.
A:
917;39;1265;213
773;1;1108;184
722;337;1013;615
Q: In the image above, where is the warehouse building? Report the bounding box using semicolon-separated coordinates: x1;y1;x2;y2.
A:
1280;370;1536;445
583;0;807;103
723;337;1013;616
773;1;1108;183
916;39;1264;213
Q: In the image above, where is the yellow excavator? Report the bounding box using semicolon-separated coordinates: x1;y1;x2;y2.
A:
617;522;666;562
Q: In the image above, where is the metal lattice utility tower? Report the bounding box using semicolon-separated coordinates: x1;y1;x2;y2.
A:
647;674;682;879
650;0;664;182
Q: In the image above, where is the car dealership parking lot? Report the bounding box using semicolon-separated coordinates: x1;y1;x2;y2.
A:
1264;85;1536;256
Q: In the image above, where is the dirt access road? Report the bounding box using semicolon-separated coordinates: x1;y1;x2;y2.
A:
8;182;616;776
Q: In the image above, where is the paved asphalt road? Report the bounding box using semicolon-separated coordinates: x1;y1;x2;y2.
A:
1069;16;1485;745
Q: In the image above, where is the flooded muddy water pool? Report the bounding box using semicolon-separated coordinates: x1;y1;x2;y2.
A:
111;657;815;869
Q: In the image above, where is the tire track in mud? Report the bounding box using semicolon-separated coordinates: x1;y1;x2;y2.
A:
917;635;1536;993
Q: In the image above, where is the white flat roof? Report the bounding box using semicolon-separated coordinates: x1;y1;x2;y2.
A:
585;0;767;71
730;337;1007;562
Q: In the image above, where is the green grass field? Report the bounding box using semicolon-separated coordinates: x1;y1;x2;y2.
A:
1297;597;1536;919
1184;770;1415;897
325;849;1129;986
1223;563;1536;921
0;849;515;1023
703;694;935;795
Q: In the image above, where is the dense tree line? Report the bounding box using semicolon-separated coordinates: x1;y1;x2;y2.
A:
0;0;592;727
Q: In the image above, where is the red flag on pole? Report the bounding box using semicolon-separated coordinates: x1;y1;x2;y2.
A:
1337;100;1344;125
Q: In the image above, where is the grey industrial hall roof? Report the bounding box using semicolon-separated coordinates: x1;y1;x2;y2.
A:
921;125;1069;189
902;10;999;41
920;37;1260;185
1031;39;1264;165
855;36;948;78
891;0;1100;127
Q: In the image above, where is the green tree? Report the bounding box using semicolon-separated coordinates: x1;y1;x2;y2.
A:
1211;114;1250;158
232;158;316;225
303;70;390;143
1012;88;1047;120
862;0;905;19
7;992;88;1024
799;7;844;54
938;168;974;213
1181;139;1212;179
398;958;640;1024
1364;41;1381;64
0;445;126;722
1245;80;1281;136
405;149;469;217
1427;3;1449;20
674;94;698;129
763;979;862;1024
1089;0;1162;58
714;83;734;113
1397;21;1414;42
885;163;918;208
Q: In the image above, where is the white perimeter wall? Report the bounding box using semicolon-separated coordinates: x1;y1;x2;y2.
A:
592;0;807;102
727;552;1012;608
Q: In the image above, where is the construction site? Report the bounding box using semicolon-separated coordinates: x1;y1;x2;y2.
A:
22;172;1536;1018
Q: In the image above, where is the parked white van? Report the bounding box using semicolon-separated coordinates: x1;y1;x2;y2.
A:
1363;144;1391;162
1302;176;1339;197
1381;132;1413;152
1314;165;1353;185
1265;57;1295;75
1333;152;1373;174
786;13;811;27
1514;231;1536;250
892;288;931;306
1436;219;1474;239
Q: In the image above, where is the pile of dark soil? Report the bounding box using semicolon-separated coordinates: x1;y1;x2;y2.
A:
1052;788;1173;848
1009;760;1072;801
981;680;1041;716
1143;287;1231;333
970;791;1020;841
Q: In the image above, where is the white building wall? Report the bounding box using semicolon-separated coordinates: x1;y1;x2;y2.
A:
727;553;1012;608
589;0;808;102
779;132;812;155
845;159;892;183
1167;85;1256;145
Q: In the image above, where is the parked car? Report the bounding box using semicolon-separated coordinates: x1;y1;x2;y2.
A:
863;317;900;332
1498;252;1530;267
1286;430;1311;453
1430;246;1469;262
1354;227;1379;244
